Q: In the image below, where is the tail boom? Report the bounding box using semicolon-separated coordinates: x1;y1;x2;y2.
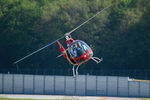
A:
57;41;67;58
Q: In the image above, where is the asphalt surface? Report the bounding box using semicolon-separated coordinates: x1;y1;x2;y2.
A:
0;94;143;100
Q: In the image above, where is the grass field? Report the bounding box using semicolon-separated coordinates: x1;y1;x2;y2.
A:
0;98;71;100
0;97;72;100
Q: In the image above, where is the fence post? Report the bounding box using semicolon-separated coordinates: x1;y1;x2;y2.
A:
43;75;45;95
12;74;14;94
106;76;108;96
33;75;35;94
117;76;119;97
96;75;97;96
149;82;150;98
139;81;140;97
64;75;66;95
85;75;87;96
22;75;24;94
54;76;56;95
128;79;129;97
2;74;4;94
74;76;76;96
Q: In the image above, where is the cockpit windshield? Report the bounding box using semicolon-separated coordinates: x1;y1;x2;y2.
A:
69;40;91;58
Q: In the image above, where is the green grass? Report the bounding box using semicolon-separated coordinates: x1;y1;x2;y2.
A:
0;98;72;100
0;98;33;100
142;99;150;100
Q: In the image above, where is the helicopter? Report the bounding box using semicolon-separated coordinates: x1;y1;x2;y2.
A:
56;35;102;77
14;5;111;77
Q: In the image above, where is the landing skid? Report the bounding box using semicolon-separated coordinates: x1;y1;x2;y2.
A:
72;65;80;78
91;57;103;63
72;57;102;78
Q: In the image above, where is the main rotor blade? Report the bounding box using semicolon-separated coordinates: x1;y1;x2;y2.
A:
65;5;112;36
14;36;64;64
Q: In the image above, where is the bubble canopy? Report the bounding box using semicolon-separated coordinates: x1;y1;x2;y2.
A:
68;40;93;59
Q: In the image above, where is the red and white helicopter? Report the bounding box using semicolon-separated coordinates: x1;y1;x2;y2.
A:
14;6;111;77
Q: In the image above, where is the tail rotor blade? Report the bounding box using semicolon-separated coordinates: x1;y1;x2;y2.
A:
14;36;64;64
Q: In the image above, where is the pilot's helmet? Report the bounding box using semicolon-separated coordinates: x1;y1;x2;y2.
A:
77;42;81;47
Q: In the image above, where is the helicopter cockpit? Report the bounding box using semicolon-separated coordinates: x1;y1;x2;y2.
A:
68;40;93;64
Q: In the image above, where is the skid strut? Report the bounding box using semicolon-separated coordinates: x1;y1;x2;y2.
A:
91;57;103;63
72;65;80;77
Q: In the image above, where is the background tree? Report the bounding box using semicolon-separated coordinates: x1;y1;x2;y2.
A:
0;0;150;79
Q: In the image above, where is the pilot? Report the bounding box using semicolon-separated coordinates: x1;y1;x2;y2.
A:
73;44;78;57
73;42;84;57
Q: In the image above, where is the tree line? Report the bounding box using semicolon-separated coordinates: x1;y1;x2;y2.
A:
0;0;150;78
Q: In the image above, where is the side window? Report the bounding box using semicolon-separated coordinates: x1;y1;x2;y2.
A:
80;41;91;53
82;44;88;52
69;41;92;58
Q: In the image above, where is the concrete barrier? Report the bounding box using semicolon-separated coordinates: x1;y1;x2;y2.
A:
0;74;149;97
